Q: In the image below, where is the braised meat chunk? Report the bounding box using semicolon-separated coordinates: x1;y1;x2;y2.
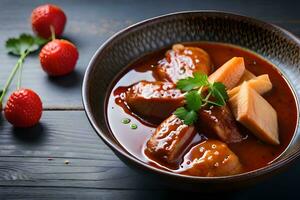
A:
182;140;242;177
155;44;212;83
146;115;196;164
125;81;184;122
198;105;244;143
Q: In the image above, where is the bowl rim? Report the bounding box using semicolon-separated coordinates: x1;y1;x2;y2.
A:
82;10;300;182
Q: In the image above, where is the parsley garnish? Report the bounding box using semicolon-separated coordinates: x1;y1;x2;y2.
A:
177;73;209;92
174;72;229;125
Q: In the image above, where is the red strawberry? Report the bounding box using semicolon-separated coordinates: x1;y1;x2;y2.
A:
39;39;79;76
4;89;42;128
31;4;67;39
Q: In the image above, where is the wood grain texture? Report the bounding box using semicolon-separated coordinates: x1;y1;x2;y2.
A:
0;0;299;108
0;111;161;190
1;0;300;199
1;187;294;200
0;111;300;199
0;188;169;200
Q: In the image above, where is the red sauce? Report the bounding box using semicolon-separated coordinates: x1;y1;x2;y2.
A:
106;42;298;175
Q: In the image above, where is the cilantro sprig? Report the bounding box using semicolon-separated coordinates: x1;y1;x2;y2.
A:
0;34;47;105
174;72;229;125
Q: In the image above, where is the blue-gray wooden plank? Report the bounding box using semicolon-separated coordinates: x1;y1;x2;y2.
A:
0;0;299;108
0;0;300;199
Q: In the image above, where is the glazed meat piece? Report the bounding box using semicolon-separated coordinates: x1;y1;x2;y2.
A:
198;105;244;143
155;44;212;83
146;115;196;164
125;81;184;122
182;140;242;177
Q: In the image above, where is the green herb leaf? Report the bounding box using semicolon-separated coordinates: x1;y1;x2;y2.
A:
174;107;198;125
184;110;198;125
5;33;47;56
177;72;209;91
174;107;189;119
185;90;202;111
33;36;48;46
175;73;229;125
193;72;209;85
209;82;228;106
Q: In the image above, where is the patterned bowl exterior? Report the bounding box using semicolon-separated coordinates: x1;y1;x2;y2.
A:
82;11;300;191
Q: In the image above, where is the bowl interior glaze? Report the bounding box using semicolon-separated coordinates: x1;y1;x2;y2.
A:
82;11;300;190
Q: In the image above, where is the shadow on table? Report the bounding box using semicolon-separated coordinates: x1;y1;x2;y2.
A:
123;187;234;200
130;164;300;200
61;36;80;47
12;123;47;145
121;156;300;200
47;70;82;88
0;113;4;126
129;185;289;200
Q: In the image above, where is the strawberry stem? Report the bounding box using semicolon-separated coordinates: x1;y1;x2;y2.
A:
0;61;20;102
50;25;56;41
17;52;26;90
0;51;28;103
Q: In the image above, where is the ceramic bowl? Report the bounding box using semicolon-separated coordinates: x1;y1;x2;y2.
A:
82;11;300;191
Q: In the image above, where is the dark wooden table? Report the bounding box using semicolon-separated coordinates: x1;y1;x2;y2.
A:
0;0;300;199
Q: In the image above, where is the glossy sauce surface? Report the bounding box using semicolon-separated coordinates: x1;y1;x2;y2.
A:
107;42;298;175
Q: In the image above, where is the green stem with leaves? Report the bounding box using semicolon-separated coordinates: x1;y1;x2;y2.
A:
0;33;48;105
174;72;229;125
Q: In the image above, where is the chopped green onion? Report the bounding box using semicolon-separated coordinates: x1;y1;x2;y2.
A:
121;118;131;124
130;124;138;129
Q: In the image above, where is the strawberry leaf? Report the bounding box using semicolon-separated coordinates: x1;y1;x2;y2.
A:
5;33;47;56
1;34;48;103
